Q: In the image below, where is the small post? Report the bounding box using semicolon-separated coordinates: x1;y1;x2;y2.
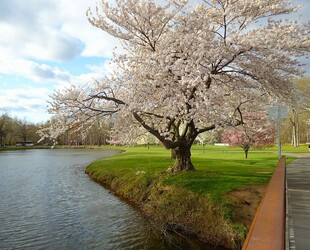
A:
268;103;288;160
277;105;281;160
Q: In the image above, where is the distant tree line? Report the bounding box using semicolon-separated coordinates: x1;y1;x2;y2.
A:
0;112;41;146
52;121;111;146
280;77;310;146
0;112;113;147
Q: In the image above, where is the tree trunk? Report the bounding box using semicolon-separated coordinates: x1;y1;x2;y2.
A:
242;145;250;159
245;149;249;159
170;146;195;172
291;110;299;147
171;149;176;160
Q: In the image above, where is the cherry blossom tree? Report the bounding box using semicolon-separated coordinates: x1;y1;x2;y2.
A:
221;112;276;158
43;0;310;172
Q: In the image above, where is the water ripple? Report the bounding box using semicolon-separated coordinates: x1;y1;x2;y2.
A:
0;149;215;250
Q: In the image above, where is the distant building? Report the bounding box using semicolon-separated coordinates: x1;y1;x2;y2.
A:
16;141;34;146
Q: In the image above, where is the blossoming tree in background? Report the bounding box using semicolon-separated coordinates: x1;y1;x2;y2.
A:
41;0;310;172
221;112;276;158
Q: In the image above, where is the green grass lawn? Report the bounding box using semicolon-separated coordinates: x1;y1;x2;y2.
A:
87;144;298;201
85;144;304;248
194;143;310;153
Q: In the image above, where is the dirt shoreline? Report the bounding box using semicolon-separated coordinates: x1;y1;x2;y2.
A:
226;185;266;230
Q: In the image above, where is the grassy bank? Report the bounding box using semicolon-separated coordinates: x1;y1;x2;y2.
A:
86;145;298;249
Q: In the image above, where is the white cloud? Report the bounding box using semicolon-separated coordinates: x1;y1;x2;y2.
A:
0;56;71;83
0;0;120;62
57;60;114;91
0;86;52;123
0;0;120;124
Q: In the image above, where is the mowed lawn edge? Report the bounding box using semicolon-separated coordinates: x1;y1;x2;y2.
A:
85;145;297;249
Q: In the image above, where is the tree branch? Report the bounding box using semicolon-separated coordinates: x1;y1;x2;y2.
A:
132;112;172;148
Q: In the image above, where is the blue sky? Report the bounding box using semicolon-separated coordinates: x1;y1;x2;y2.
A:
0;0;309;123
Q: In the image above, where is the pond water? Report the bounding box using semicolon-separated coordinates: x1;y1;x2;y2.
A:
0;149;222;250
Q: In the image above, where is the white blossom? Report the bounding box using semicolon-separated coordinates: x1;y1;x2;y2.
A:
41;0;309;162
